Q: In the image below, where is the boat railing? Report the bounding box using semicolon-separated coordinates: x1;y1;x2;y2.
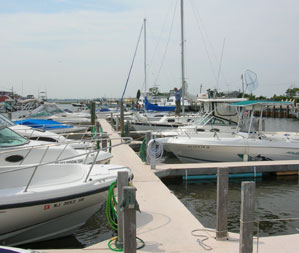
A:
0;136;132;192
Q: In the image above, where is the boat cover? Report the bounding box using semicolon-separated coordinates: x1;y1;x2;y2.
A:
14;119;73;130
144;97;175;112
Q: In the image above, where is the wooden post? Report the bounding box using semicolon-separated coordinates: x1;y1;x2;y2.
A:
96;122;100;150
123;186;137;253
145;131;152;145
102;132;108;152
116;116;120;131
120;101;124;137
110;112;113;122
273;106;276;118
145;131;152;165
286;105;289;118
90;101;96;126
117;171;129;248
279;105;283;118
239;181;256;253
7;112;12;120
216;167;228;240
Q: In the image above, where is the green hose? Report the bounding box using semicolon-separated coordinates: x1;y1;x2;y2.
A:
106;182;118;231
138;138;147;162
106;181;145;251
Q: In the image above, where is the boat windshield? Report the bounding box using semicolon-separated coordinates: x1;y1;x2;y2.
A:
0;114;15;127
193;115;237;126
30;103;65;117
0;126;29;147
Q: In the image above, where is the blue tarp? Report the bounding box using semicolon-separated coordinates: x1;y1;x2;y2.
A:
144;97;175;112
14;119;73;130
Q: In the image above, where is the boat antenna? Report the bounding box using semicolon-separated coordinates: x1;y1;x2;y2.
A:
120;22;144;102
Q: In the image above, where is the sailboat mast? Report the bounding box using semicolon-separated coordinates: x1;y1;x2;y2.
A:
144;18;147;96
180;0;185;114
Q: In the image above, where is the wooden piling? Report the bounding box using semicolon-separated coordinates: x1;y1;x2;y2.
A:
239;181;256;253
96;122;100;150
90;101;96;126
145;131;152;165
216;167;228;240
123;186;137;253
115;116;120;131
117;171;129;248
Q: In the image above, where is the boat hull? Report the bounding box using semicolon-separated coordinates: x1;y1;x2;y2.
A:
161;134;299;163
0;190;106;246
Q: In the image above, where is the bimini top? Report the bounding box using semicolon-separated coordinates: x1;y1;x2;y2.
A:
230;100;293;107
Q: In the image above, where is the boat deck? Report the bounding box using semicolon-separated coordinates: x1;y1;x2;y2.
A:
47;118;299;253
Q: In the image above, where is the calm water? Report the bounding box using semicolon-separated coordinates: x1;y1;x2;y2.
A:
17;112;299;249
164;176;299;237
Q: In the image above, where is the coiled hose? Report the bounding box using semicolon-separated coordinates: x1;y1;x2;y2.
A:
106;182;145;251
146;139;163;165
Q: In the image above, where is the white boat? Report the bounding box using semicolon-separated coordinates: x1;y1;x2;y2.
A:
152;98;246;137
16;102;91;126
130;111;202;131
0;162;132;246
157;101;299;163
0;126;112;166
0;113;99;151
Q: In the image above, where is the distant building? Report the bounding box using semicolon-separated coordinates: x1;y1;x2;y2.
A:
0;90;14;102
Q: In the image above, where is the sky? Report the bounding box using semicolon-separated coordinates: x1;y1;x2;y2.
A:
0;0;299;99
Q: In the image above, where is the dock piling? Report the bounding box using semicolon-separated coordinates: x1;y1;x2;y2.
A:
90;101;96;126
145;131;152;165
239;181;256;253
216;167;228;240
122;186;137;253
95;122;100;150
117;171;129;248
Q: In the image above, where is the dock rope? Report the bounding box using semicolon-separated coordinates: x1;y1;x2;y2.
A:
191;229;213;251
106;182;145;251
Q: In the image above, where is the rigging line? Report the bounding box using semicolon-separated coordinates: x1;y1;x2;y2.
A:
216;38;226;90
190;0;231;89
148;0;177;71
153;0;179;87
120;23;144;101
188;0;218;84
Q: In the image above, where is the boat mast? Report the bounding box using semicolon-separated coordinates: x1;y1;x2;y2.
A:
180;0;185;114
144;18;147;97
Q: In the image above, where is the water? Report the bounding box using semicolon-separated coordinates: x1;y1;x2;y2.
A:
163;176;299;237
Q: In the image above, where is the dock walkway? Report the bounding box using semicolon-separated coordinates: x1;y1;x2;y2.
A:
48;119;299;253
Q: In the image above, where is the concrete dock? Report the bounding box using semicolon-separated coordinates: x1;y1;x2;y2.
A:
47;119;299;253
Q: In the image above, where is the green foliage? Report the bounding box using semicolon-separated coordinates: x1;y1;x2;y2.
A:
285;87;299;97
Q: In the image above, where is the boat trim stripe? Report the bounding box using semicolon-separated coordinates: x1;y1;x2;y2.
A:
0;185;109;210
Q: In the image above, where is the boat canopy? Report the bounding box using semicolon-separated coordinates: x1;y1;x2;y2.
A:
230;100;293;107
